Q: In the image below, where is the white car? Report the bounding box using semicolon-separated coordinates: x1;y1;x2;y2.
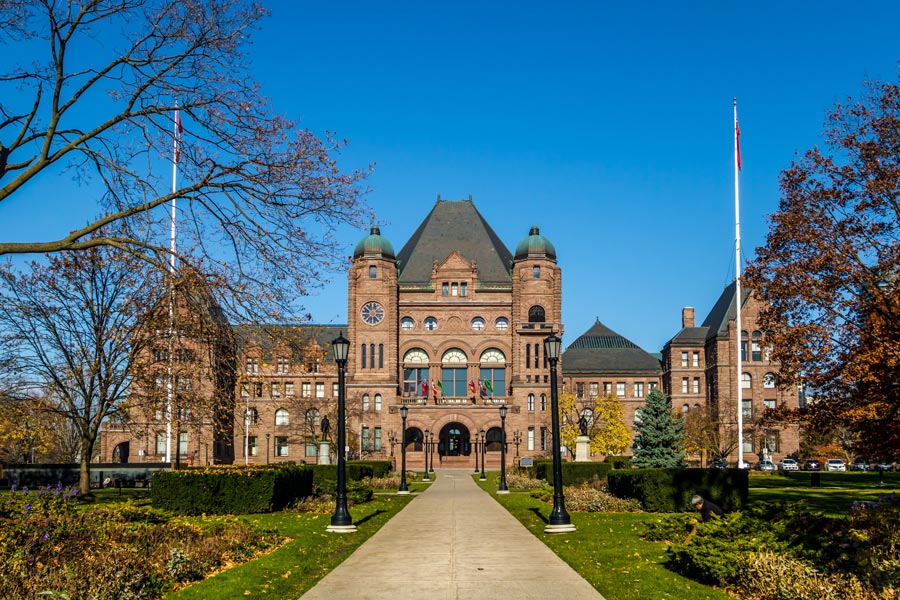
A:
825;458;846;472
779;458;800;471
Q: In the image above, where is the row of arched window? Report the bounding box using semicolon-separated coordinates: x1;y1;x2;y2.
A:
740;330;772;362
401;347;506;397
244;407;322;430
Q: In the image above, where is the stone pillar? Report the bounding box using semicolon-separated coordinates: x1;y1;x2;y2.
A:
318;440;332;465
575;435;591;462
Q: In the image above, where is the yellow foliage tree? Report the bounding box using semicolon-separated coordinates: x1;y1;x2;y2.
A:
558;392;630;458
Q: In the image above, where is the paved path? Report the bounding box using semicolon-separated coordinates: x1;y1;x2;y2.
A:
300;469;604;600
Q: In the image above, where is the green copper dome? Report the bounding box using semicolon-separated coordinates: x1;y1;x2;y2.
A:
514;226;556;260
353;225;395;259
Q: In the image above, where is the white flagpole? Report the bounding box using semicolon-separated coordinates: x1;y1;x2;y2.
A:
734;98;744;468
165;106;181;464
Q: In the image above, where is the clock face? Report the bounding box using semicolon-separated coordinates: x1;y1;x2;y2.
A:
361;301;384;325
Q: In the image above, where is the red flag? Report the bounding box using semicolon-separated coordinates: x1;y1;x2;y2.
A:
735;120;742;171
173;109;183;163
421;380;428;396
468;380;477;394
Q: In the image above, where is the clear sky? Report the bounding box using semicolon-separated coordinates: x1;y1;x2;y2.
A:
2;1;899;353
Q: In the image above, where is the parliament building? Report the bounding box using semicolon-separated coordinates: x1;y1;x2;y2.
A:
101;197;800;468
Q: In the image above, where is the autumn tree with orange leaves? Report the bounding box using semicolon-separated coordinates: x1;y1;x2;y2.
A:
745;74;900;460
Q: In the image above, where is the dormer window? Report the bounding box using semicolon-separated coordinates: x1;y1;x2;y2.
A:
451;283;458;296
442;282;449;296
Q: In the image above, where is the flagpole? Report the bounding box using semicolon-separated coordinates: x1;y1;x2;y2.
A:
734;98;744;468
165;106;181;465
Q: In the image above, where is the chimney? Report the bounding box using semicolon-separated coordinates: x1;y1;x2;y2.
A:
682;307;695;328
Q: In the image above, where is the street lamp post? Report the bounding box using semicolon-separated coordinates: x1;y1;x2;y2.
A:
544;333;575;533
474;433;480;473
429;431;435;473
399;406;409;494
265;433;270;465
327;332;356;533
498;405;509;493
479;430;486;481
423;429;431;481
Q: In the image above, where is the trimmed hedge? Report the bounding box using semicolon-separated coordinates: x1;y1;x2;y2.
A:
532;460;612;485
607;468;748;513
309;460;393;489
604;455;633;469
150;464;313;515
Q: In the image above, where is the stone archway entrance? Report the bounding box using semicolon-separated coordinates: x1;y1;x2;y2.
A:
439;422;471;457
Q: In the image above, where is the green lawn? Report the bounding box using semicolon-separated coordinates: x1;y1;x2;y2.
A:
747;471;900;516
165;494;414;599
476;475;731;600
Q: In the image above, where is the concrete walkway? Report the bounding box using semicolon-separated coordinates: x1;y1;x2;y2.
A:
300;469;604;600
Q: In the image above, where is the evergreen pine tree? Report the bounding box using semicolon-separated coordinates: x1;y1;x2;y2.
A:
631;388;685;468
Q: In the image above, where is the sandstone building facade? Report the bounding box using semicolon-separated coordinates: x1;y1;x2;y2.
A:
102;198;799;468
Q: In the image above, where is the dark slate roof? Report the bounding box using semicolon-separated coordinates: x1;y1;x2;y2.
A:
562;320;662;375
701;281;751;341
395;199;514;285
666;326;710;347
232;324;347;361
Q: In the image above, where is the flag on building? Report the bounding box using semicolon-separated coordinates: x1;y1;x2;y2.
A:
479;381;487;396
422;380;428;396
483;379;494;394
468;380;477;394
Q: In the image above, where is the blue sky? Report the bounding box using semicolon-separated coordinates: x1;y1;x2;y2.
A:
2;1;899;353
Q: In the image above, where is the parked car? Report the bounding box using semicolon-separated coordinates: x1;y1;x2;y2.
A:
803;459;821;471
779;458;800;471
826;459;847;472
852;459;870;471
876;461;895;472
738;460;751;469
710;458;728;469
757;460;776;471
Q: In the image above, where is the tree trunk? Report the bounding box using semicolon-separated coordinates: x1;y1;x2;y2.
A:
80;436;95;497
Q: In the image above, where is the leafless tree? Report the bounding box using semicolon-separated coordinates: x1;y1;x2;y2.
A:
0;0;372;323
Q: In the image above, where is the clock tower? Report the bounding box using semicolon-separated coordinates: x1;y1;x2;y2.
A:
347;226;399;403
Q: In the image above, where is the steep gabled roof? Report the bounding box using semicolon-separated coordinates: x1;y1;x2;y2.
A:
395;199;514;286
232;324;347;362
666;326;710;347
701;281;751;341
562;320;662;375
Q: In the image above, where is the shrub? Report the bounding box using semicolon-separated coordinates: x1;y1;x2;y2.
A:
505;470;547;490
532;460;612;485
732;551;896;600
0;486;279;599
563;483;642;512
151;464;313;515
607;468;747;512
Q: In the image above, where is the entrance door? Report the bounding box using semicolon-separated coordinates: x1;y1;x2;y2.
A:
439;422;470;456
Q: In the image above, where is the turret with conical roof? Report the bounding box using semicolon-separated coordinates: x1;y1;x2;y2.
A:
353;225;395;260
514;225;556;261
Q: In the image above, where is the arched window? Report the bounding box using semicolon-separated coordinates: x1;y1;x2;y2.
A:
540;394;547;411
740;330;749;362
751;331;762;361
403;349;429;397
528;305;545;323
694;403;701;411
442;349;468;397
741;372;752;389
763;372;776;389
424;316;438;331
495;317;509;331
580;407;594;425
401;316;415;330
485;427;504;451
527;393;535;412
375;393;382;411
275;408;290;426
682;404;690;413
362;393;370;411
471;317;485;331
